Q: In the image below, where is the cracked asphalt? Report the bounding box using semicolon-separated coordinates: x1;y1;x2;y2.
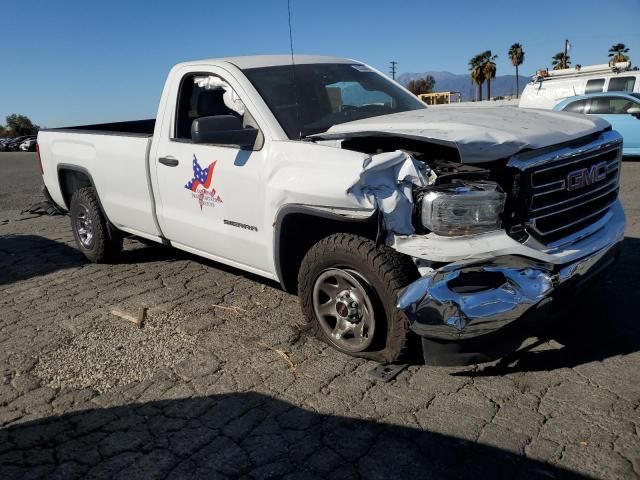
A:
1;152;639;479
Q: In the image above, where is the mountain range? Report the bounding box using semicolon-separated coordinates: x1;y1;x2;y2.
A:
397;71;530;100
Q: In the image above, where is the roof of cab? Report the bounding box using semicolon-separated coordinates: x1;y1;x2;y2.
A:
175;55;356;70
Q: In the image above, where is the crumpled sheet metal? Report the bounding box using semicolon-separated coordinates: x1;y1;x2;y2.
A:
388;229;522;264
397;262;554;340
347;150;433;236
313;107;609;163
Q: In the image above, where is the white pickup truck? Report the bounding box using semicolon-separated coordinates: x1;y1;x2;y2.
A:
39;55;625;365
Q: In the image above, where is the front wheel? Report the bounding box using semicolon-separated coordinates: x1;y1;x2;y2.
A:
69;187;122;263
297;233;419;363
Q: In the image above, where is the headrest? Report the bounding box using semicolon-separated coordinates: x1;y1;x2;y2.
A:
197;89;232;117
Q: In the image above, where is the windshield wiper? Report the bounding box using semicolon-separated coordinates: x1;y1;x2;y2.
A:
300;127;329;138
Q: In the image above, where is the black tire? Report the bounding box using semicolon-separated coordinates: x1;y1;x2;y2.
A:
298;233;419;363
69;187;122;263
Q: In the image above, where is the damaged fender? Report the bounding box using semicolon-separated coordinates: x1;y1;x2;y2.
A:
346;150;434;235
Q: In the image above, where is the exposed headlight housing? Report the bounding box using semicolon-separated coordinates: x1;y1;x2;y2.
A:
420;181;506;236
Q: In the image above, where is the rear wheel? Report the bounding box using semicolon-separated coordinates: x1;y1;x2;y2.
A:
298;233;419;363
69;187;122;263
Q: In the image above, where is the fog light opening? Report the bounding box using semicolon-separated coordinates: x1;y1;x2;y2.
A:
447;271;507;294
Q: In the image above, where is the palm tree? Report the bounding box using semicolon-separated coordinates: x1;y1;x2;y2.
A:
468;53;485;101
608;43;630;64
508;43;525;98
551;52;570;70
482;51;498;100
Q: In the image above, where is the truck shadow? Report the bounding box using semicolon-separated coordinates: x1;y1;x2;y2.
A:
0;233;280;289
0;235;188;287
0;235;86;286
454;236;640;376
119;240;283;290
0;391;590;479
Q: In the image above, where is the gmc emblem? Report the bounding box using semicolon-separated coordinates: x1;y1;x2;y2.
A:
566;161;608;191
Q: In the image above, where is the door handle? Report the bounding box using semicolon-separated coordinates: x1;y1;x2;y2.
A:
159;156;179;167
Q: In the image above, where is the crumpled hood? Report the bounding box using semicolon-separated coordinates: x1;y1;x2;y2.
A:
312;107;610;163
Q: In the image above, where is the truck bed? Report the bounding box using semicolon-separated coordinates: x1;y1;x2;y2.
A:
38;124;162;241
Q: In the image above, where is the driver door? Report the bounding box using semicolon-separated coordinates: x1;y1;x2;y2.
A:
150;67;271;275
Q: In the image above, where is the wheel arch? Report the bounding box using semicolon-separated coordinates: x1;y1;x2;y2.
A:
274;205;379;293
57;164;119;240
57;164;96;210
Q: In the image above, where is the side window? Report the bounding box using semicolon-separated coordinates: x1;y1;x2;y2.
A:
585;78;605;94
608;76;636;92
589;97;612;115
588;96;637;115
609;97;637;114
174;74;251;140
175;77;206;139
564;99;588;113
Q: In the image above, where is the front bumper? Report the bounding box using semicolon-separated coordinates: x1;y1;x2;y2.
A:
397;200;625;342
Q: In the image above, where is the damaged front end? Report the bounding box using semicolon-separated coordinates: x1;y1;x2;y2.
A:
398;258;554;341
396;244;622;342
395;237;621;366
344;130;625;358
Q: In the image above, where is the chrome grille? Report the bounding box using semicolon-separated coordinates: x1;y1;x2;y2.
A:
508;131;623;244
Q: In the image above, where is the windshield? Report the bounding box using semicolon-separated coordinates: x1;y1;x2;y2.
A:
243;63;426;138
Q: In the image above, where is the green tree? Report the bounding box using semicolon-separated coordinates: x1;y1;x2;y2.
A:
482;51;498;100
4;114;39;136
406;76;436;95
468;53;485;101
551;52;570;70
608;43;630;64
508;43;525;98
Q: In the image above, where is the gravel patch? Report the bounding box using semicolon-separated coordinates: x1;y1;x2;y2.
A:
33;309;199;393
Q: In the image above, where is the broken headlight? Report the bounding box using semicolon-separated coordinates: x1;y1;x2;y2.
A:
420;181;505;236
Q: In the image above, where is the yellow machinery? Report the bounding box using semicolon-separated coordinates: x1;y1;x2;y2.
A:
418;91;462;105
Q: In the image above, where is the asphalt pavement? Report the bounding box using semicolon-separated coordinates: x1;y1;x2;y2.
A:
0;152;42;211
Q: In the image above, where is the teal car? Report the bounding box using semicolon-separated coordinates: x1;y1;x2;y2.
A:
554;92;640;157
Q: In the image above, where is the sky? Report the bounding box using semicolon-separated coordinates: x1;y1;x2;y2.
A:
1;0;639;128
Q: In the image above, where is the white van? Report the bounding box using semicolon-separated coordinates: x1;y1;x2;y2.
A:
519;62;640;109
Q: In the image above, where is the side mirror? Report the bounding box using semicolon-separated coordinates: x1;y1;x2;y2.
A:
191;115;259;149
627;106;640;118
